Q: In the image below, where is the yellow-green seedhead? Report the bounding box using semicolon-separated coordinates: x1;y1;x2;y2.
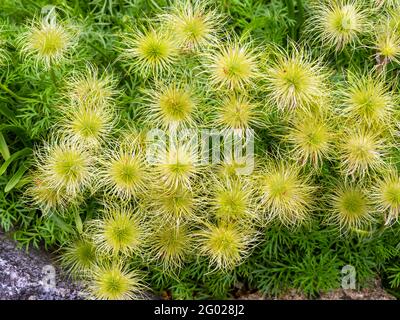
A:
339;128;386;178
208;41;259;90
122;27;179;76
197;222;255;271
147;186;196;221
66;66;118;107
148;222;193;271
210;176;257;222
154;142;199;190
19;13;75;68
38;140;94;197
214;93;263;130
59;237;97;278
160;0;221;51
266;47;329;111
90;205;147;256
61;104;115;148
99;147;149;200
28;173;68;214
258;162;315;227
287;112;334;167
341;74;396;128
88;262;144;300
308;0;368;51
328;183;375;233
144;82;196;130
373;170;400;225
374;27;400;64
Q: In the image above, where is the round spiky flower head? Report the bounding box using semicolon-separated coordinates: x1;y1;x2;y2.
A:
210;175;256;222
18;10;76;68
66;65;118;107
147;186;195;221
144;81;196;130
121;26;179;76
266;46;329;111
60;103;115;148
148;222;193;271
372;170;400;225
287;111;334;167
37;139;94;196
374;26;400;65
154;141;199;190
328;183;375;233
88;262;144;300
27;171;68;214
99;147;149;200
258;161;315;227
214;93;263;130
90;204;146;256
160;0;221;51
341;73;396;128
59;237;97;278
208;41;259;90
339;128;386;178
197;222;255;271
308;0;368;51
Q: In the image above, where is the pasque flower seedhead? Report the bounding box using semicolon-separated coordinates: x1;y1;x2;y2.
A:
197;222;256;271
159;0;222;51
208;40;260;90
372;170;400;225
121;26;179;77
308;0;369;51
328;182;376;233
88;262;145;300
266;45;329;112
35;139;95;197
90;204;147;256
258;161;315;227
19;11;76;68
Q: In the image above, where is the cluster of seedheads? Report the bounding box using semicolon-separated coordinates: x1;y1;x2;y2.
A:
12;1;400;299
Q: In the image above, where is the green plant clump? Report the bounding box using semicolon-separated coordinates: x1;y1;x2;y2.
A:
0;0;400;300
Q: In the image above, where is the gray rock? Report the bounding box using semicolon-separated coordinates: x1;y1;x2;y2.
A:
0;231;86;300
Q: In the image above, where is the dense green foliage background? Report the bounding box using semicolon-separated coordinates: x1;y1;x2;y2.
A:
0;0;399;299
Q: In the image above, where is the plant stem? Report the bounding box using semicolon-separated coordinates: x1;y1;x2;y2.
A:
285;0;296;40
87;41;109;59
296;0;304;39
0;82;26;101
49;68;57;85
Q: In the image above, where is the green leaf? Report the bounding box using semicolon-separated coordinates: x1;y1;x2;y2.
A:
0;132;10;160
50;214;75;234
0;125;31;146
0;147;32;176
14;177;31;189
5;164;29;192
0;103;16;121
75;211;83;234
